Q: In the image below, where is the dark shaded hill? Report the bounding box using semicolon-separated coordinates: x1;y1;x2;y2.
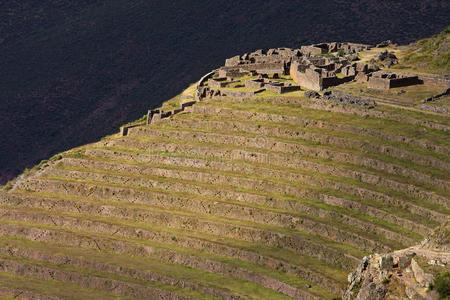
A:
1;0;449;184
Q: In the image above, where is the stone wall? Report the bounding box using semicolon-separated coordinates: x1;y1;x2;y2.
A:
300;45;325;56
367;77;390;90
368;71;422;90
418;74;450;87
368;75;420;90
265;84;300;94
290;60;323;91
245;79;265;89
119;122;146;137
390;76;420;88
120;67;214;137
322;75;355;89
207;78;228;88
195;70;218;100
238;62;287;74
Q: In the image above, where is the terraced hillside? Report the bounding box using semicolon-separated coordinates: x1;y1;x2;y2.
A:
1;74;449;299
2;29;450;298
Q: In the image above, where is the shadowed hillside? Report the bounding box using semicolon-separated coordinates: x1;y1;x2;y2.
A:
1;0;450;184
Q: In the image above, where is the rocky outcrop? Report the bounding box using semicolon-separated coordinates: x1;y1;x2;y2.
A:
421;222;450;252
344;224;449;300
322;91;376;108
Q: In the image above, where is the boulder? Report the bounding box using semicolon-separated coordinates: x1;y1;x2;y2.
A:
348;54;359;61
379;254;393;271
355;72;369;82
376;40;392;48
410;258;433;288
304;90;320;98
378;50;388;61
355;62;368;73
225;55;241;67
322;91;376;108
398;255;412;268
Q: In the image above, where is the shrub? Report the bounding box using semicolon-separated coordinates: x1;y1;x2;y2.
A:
434;272;450;299
3;183;13;191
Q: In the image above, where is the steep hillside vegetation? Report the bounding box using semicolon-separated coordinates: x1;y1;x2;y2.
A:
394;26;450;75
1;0;449;184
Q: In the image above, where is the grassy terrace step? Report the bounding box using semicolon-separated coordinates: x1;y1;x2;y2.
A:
84;147;447;224
55;157;425;244
242;96;450;133
5;186;362;271
0;286;60;300
81;148;448;215
81;145;444;230
28;169;399;253
89;136;448;220
203;97;450;143
96;135;449;198
0;217;345;298
21;174;379;258
0;207;338;298
0;255;198;300
7;189;362;273
115;128;450;191
0;272;128;300
187;102;450;156
101;136;450;215
376;104;450;130
126;122;450;183
0;220;329;299
173;107;450;167
0;238;260;300
0;192;348;295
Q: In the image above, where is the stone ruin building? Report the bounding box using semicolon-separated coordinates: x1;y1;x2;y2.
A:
244;77;300;94
299;42;370;56
220;47;298;78
195;47;304;98
139;42;442;133
122;42;449;137
367;71;421;90
290;42;372;91
218;42;389;92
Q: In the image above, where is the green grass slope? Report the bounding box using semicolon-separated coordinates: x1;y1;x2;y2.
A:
391;25;450;75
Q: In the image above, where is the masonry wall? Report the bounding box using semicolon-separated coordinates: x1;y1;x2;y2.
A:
368;77;390;90
239;63;286;74
368;76;420;90
245;80;264;89
389;76;420;88
322;76;354;90
290;61;322;91
418;75;450;87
